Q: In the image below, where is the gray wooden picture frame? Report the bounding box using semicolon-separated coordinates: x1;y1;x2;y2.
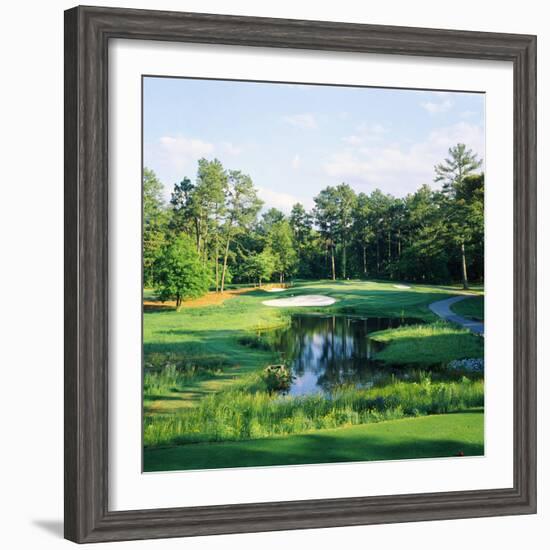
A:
64;5;537;543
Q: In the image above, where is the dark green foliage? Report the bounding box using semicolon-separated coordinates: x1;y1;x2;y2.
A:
143;168;168;286
143;141;484;295
154;235;211;308
262;365;293;392
238;334;273;351
240;249;276;286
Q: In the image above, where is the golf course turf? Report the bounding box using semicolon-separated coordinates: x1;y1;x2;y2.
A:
143;410;484;471
143;280;485;471
450;295;485;321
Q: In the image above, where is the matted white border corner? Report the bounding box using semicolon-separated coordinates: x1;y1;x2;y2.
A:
108;39;514;511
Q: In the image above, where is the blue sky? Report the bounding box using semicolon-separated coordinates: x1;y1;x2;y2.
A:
143;77;485;212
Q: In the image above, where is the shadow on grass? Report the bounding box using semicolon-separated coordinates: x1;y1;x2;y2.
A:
143;413;484;472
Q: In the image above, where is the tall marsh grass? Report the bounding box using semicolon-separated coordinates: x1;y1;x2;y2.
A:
143;352;231;397
144;375;484;447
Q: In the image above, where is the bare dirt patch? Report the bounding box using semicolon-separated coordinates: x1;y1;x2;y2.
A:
144;287;253;311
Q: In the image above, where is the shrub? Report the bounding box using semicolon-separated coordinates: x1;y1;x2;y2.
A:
262;365;293;392
154;235;211;309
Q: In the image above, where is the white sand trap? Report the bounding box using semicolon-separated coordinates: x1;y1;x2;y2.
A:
393;284;411;289
265;288;287;293
262;294;337;307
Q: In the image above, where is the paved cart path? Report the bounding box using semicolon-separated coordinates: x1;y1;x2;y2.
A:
428;295;484;335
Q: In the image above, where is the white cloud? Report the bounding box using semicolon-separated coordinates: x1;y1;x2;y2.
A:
221;141;243;155
342;122;388;146
323;121;484;196
421;98;453;115
158;135;215;172
342;135;363;146
257;186;311;213
291;154;301;169
283;113;317;129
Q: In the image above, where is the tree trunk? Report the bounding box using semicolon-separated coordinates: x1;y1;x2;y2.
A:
194;218;201;254
376;237;380;273
215;246;219;293
398;233;401;257
342;238;347;279
220;236;231;292
330;242;336;280
176;295;182;311
202;235;209;266
363;245;367;276
460;241;469;290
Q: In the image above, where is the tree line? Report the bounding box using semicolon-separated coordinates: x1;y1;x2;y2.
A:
144;144;483;306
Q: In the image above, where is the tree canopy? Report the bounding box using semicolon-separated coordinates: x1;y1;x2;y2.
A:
144;144;484;303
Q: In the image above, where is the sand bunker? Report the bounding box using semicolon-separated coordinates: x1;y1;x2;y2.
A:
393;284;411;289
265;288;287;293
262;294;337;307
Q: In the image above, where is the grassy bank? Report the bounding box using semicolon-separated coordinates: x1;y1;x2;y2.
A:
370;322;484;365
144;410;484;471
451;295;485;321
144;375;483;447
143;280;467;413
143;279;485;470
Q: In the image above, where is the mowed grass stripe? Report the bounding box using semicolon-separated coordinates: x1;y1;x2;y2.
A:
143;410;484;471
450;295;485;321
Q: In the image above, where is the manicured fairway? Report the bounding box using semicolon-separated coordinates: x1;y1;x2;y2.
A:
450;295;485;321
143;280;467;413
370;322;484;365
143;410;484;471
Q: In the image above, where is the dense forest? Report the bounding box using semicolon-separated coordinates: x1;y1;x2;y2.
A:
144;144;484;307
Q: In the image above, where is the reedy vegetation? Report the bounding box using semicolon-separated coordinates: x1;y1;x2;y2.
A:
143;373;484;447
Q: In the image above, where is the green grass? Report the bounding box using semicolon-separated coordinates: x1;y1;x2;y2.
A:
143;280;472;412
143;279;485;469
451;295;485;321
276;279;462;320
143;410;484;471
143;375;483;447
370;322;484;365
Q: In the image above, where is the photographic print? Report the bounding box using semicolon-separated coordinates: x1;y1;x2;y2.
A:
142;77;485;473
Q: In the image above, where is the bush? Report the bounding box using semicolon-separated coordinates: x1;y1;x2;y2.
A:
154;235;211;309
262;365;293;392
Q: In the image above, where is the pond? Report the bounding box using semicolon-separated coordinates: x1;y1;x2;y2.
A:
268;314;423;396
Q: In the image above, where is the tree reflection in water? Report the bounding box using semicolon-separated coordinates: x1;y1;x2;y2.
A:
268;315;423;396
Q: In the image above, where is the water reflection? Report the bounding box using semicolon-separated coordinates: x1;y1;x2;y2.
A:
269;315;422;396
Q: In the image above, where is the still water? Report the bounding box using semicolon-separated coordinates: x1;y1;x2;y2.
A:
268;315;422;396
